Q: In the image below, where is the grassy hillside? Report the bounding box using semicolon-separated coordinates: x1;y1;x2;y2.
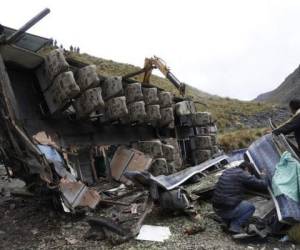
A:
255;64;300;104
66;52;280;130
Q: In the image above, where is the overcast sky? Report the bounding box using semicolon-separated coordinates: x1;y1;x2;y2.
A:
1;0;300;100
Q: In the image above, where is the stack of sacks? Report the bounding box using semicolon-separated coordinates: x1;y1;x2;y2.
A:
101;76;128;121
44;70;80;114
125;83;146;123
43;49;81;114
175;101;196;126
158;91;174;128
190;136;212;164
162;143;176;174
165;138;183;172
73;65;105;118
143;87;161;126
133;140;169;176
44;49;69;82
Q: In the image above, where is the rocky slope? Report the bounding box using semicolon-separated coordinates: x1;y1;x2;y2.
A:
256;64;300;104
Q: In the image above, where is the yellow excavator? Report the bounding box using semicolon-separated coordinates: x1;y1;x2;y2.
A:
124;56;186;96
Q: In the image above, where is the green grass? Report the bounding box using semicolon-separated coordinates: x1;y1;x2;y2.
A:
195;97;274;132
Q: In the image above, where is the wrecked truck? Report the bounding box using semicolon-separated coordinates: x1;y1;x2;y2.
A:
0;9;220;214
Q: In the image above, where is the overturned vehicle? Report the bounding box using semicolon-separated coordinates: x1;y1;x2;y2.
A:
1;9;300;244
0;10;220;218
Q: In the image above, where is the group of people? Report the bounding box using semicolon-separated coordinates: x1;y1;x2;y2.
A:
212;98;300;234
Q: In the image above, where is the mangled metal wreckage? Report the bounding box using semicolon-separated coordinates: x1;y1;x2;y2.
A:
0;9;222;240
125;133;300;238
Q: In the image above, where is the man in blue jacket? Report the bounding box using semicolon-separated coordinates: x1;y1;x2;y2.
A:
212;161;267;234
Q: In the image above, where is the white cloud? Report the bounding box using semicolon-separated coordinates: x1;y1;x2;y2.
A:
1;0;300;100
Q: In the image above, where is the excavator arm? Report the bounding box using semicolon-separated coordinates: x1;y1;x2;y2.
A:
124;56;186;96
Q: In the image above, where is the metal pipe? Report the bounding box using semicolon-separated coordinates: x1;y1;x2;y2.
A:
6;8;50;44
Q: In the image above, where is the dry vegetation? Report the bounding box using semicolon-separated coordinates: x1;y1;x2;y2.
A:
218;128;268;152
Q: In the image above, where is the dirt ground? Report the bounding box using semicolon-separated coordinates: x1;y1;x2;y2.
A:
0;169;299;250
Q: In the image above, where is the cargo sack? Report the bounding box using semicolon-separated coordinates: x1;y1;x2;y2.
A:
137;140;163;158
125;82;144;104
210;134;217;145
149;158;168;176
177;114;193;127
101;76;123;100
146;105;161;124
158;91;173;108
143;87;159;105
44;71;80;114
74;87;104;118
76;65;100;90
175;101;196;116
106;96;128;120
190;136;212;150
128;101;147;123
44;49;69;81
192;112;212;126
192;149;211;165
162;144;175;162
160;107;175;127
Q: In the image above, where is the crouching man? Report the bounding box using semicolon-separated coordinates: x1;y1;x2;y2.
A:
212;161;267;234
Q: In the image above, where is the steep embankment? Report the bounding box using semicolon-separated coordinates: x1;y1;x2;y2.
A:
256;64;300;104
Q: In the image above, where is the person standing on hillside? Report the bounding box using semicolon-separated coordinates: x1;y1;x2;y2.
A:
272;99;300;149
212;161;267;234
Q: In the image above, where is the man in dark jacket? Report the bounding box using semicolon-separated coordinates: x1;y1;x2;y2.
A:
212;161;267;234
272;99;300;149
